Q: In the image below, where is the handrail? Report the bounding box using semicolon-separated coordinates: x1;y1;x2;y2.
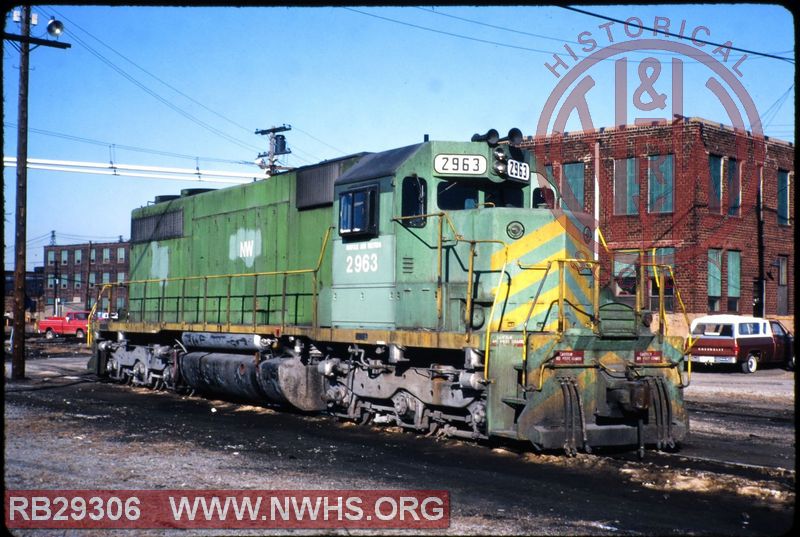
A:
483;247;510;384
393;212;509;339
519;261;552;386
393;212;462;325
97;227;335;331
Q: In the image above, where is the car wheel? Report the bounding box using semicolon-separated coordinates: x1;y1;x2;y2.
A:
75;329;85;339
787;354;795;372
45;329;55;340
741;354;758;374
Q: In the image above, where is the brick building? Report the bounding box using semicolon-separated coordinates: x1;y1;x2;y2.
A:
522;117;794;334
43;241;130;316
4;267;44;320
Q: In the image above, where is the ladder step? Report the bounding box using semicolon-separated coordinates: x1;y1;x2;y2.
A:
502;396;527;407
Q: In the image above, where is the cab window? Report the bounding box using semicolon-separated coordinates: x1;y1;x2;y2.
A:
339;186;378;238
485;183;524;208
401;176;427;228
437;181;478;210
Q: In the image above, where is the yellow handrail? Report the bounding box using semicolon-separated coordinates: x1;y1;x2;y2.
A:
100;227;335;330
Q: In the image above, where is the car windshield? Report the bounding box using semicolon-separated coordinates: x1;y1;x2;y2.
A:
692;323;734;336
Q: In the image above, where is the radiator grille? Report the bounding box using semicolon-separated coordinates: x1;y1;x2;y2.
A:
131;210;183;242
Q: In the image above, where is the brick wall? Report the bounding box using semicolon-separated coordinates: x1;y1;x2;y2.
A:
523;118;794;333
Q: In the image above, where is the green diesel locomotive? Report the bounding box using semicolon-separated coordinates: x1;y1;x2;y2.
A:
89;130;688;455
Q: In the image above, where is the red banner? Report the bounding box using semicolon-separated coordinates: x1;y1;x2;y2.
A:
5;490;449;529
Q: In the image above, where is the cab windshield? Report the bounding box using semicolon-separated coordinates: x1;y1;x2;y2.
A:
436;180;525;210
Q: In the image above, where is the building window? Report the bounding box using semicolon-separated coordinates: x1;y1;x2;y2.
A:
75;249;82;265
90;249;96;264
777;255;789;315
117;272;126;283
708;155;723;214
727;158;740;216
613;157;639;215
89;273;96;288
648;154;674;214
47;275;55;289
60;276;68;289
727;251;740;312
117;247;126;262
612;250;639;302
101;297;110;310
648;248;675;312
777;170;790;226
401;176;427;228
116;297;126;310
102;272;110;284
87;297;95;308
48;250;55;265
61;250;69;265
708;249;722;311
561;162;585;212
74;274;82;289
103;248;111;263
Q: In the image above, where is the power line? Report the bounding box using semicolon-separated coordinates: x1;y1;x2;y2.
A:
3;122;254;166
50;8;255;136
51;28;263;154
348;7;755;66
49;8;338;166
560;6;794;64
760;84;794;130
344;7;563;55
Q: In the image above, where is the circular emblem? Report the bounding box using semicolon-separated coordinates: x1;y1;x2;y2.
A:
506;221;525;240
582;226;592;244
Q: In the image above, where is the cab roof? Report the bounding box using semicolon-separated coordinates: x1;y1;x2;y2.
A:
335;143;423;186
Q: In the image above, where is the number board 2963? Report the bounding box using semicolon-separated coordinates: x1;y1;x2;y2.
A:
434;154;487;175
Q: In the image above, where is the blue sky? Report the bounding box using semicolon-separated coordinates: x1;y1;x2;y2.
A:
3;4;794;269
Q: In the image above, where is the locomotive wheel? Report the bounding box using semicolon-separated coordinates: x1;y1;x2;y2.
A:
741;354;758;374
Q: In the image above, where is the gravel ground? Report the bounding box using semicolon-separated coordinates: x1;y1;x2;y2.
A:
3;341;795;536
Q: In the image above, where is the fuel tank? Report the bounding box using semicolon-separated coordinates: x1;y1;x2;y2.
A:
179;352;326;411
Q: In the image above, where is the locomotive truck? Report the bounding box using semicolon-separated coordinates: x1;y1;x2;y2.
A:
88;129;688;455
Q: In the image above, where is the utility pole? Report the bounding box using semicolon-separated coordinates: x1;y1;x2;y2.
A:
11;5;32;380
255;124;292;176
5;8;70;380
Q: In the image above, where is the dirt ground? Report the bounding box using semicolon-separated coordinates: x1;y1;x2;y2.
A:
3;339;795;536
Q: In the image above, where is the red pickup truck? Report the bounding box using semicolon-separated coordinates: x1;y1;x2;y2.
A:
689;314;795;373
37;311;91;340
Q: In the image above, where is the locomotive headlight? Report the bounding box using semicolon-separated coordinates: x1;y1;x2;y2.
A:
506;221;525;240
492;146;509;176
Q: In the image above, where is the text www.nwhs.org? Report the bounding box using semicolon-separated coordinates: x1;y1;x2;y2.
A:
5;490;450;529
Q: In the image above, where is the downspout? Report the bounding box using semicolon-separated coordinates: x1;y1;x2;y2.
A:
594;141;600;262
756;163;766;317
